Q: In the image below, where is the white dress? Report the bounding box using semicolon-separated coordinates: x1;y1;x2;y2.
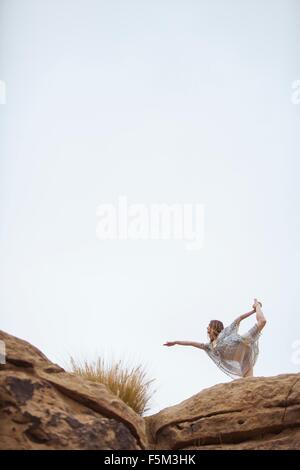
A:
203;319;262;378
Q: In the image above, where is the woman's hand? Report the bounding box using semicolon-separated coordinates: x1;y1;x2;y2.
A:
163;341;177;347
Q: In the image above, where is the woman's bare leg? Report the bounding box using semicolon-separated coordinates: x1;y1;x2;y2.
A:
254;299;267;332
243;366;253;377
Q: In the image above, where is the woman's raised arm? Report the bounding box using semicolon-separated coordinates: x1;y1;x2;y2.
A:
235;309;256;325
235;300;262;324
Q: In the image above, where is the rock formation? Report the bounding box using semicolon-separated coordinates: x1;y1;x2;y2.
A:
0;330;147;450
0;330;299;450
145;373;300;449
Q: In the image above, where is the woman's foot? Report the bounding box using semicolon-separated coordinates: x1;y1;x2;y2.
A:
252;298;262;310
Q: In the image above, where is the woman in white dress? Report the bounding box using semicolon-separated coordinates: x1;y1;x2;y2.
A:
163;299;267;378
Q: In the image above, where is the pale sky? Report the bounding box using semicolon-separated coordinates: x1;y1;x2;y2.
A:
0;0;299;415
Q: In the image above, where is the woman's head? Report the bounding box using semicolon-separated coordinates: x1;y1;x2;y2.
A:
207;320;224;342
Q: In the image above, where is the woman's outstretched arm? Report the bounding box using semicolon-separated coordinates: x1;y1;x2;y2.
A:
163;341;207;350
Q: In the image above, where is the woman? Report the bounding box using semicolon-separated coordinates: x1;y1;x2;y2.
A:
163;298;267;378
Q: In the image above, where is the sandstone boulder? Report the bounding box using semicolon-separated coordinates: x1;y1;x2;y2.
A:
145;373;300;449
0;330;147;450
